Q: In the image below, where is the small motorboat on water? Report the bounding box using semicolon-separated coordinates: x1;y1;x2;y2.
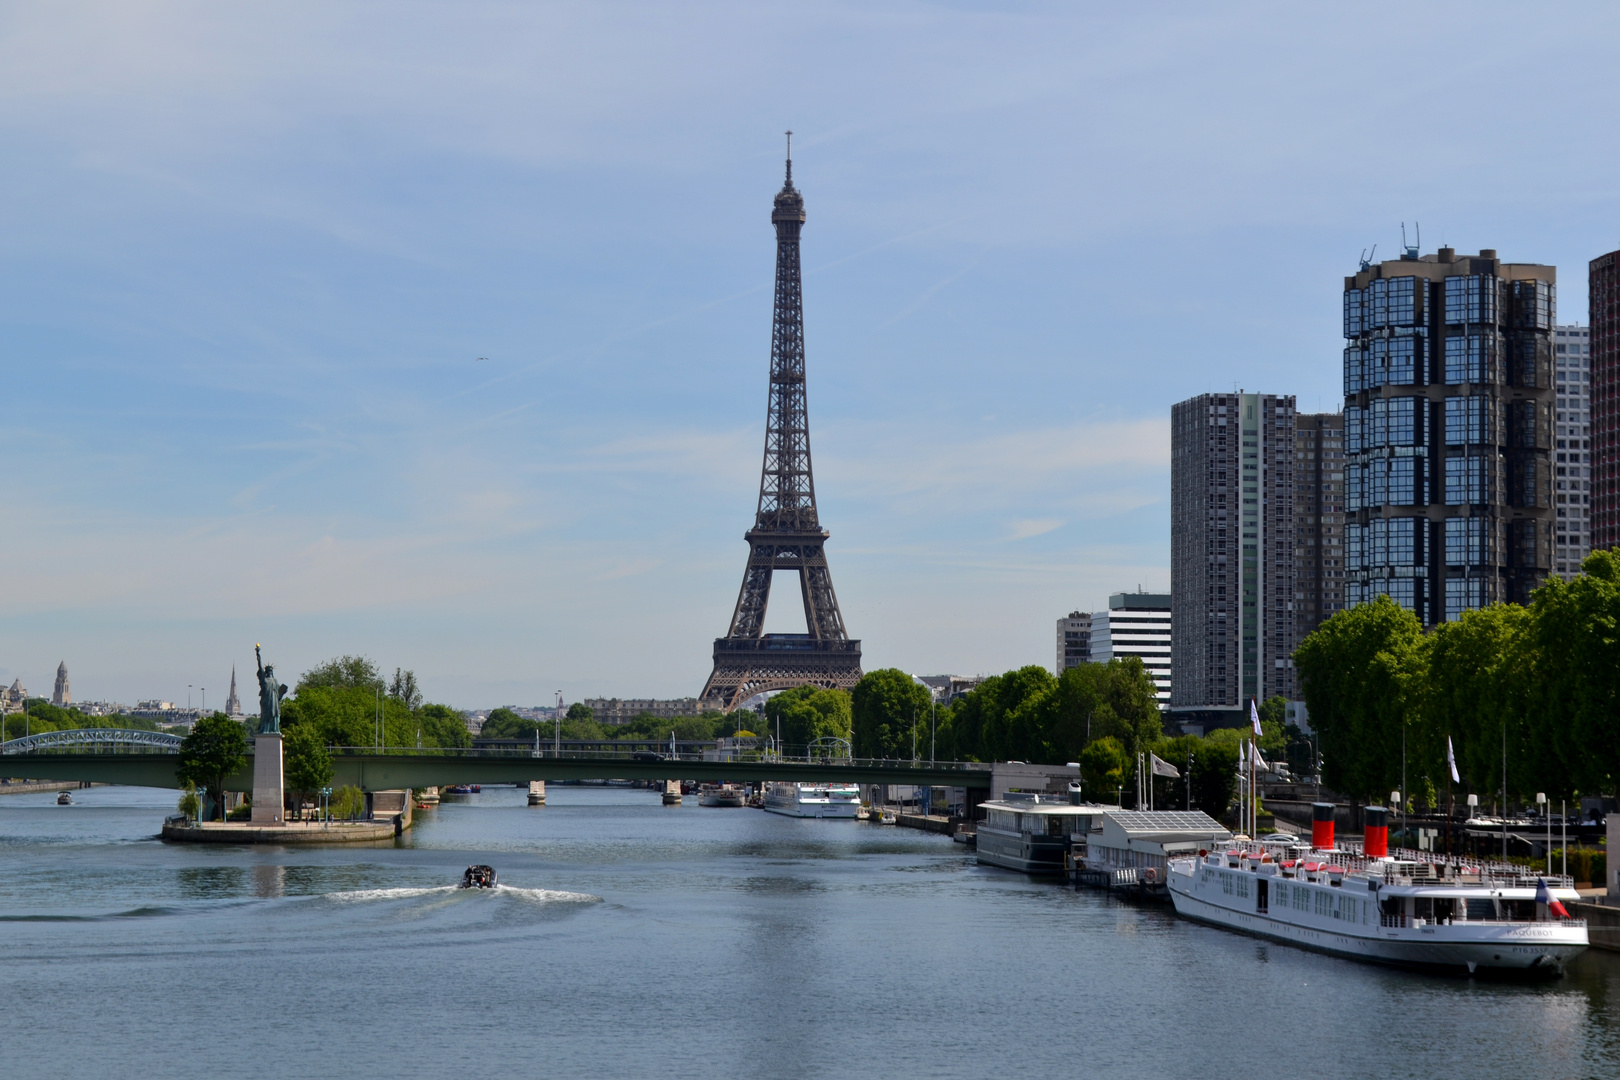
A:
57;791;73;805
460;865;497;889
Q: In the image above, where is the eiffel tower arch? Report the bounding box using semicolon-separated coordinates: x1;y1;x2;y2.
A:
700;139;862;711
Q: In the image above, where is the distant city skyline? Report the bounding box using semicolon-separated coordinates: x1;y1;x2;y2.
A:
5;6;1620;704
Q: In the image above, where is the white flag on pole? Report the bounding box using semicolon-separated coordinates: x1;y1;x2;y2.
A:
1151;753;1180;778
1250;698;1263;738
1447;735;1460;784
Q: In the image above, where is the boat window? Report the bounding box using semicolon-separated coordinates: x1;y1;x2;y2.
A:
1465;898;1495;921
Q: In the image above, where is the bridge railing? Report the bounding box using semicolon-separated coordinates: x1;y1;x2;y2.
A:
321;745;991;774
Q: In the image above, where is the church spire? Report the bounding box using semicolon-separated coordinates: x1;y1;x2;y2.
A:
225;664;242;716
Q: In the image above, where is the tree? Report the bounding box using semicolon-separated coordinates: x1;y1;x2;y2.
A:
297;655;383;694
1295;595;1425;799
480;707;529;739
851;669;932;759
418;703;472;748
388;668;422;711
283;724;334;816
763;686;853;752
566;702;594;723
176;714;248;822
1079;736;1130;804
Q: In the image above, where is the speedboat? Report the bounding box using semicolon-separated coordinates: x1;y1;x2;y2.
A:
57;791;73;805
459;865;497;889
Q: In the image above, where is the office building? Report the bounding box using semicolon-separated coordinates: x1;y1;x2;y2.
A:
1089;592;1171;707
1295;413;1346;637
1169;392;1297;730
1552;324;1593;577
1343;247;1554;624
1055;611;1092;673
1591;251;1620;553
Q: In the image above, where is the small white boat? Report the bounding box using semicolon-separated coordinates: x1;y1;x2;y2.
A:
57;791;73;805
762;781;860;818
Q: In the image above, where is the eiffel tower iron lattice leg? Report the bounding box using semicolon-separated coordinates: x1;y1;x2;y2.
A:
700;140;861;711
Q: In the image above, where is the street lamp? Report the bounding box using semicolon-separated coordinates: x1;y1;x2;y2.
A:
1391;791;1402;854
320;786;333;828
1537;792;1549;875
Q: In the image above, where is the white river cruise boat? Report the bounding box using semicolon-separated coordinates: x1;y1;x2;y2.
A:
762;781;861;819
1167;805;1588;976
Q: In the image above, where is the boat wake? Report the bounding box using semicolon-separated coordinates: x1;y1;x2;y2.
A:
324;884;599;905
491;884;600;905
326;885;459;903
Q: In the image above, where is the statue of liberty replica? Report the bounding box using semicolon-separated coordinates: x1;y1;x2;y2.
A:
251;644;289;824
256;644;287;735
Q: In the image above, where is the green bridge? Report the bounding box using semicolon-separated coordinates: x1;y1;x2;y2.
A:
2;745;992;793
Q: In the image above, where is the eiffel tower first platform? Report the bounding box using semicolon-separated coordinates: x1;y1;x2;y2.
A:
700;137;862;711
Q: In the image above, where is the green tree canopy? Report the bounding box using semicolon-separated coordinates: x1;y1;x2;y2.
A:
851;669;932;759
297;655;383;694
176;713;248;821
1295;595;1425;800
284;723;334;803
763;686;853;751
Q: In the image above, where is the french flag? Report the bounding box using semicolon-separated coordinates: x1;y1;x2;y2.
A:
1537;877;1571;919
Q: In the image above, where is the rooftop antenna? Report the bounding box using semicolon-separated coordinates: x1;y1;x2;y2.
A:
1401;222;1419;259
1359;244;1377;271
785;130;792;186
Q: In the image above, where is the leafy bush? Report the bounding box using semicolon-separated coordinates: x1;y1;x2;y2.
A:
329;785;366;820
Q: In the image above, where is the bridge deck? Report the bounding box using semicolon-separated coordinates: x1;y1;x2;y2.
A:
1;751;992;792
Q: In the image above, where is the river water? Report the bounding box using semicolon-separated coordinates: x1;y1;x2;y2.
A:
4;784;1620;1079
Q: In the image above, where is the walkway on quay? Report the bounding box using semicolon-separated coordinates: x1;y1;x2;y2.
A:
0;742;992;792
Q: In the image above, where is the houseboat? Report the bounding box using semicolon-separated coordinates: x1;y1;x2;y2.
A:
1167;805;1588;975
975;792;1109;874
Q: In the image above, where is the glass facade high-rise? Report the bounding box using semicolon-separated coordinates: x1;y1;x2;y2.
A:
1170;392;1296;730
1343;247;1555;624
1552;324;1593;577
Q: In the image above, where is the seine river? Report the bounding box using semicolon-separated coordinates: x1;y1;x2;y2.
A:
4;784;1620;1079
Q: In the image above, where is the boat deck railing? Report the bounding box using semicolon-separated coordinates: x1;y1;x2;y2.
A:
1218;842;1575;890
1379;913;1585;929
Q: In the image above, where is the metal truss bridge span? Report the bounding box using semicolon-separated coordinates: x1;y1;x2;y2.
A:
1;747;992;793
1;728;185;755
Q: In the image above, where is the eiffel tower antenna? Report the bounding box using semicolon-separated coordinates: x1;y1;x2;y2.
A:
700;144;862;711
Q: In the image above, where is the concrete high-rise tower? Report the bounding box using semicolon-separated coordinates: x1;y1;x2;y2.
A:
1294;413;1347;638
52;662;71;707
1591;251;1620;552
1170;391;1297;731
1343;247;1554;623
1551;324;1593;577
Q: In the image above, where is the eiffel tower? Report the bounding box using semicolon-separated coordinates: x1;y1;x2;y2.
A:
700;137;862;710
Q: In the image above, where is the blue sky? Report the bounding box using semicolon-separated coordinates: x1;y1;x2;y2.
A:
4;3;1620;707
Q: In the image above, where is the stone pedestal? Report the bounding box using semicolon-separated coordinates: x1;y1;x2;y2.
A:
251;734;284;825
